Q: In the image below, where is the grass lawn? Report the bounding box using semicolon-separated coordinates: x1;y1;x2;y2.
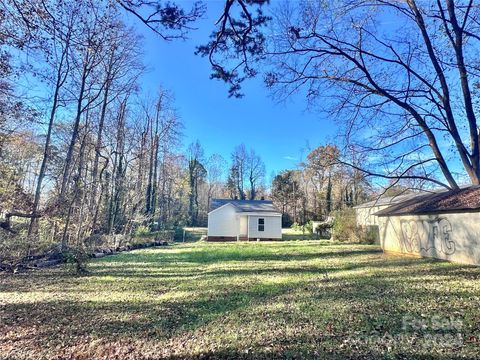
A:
281;228;324;241
1;240;480;359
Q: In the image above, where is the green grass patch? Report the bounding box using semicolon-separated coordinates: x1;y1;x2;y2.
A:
175;227;208;242
1;241;479;359
281;227;319;241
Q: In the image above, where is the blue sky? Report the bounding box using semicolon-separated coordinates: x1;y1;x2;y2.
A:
129;1;336;179
117;1;477;189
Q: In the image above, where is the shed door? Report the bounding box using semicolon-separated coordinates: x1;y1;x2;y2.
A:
239;216;248;237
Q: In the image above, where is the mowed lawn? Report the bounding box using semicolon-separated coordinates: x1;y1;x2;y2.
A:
1;241;480;359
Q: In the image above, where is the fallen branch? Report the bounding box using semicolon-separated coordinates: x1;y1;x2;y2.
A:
0;211;43;233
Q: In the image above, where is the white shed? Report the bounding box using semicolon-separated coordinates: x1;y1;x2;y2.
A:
207;199;282;241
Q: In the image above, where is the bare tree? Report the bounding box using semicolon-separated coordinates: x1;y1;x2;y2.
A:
229;144;248;200
143;90;180;220
246;148;265;200
89;19;144;231
201;1;480;188
59;5;112;203
117;0;205;40
27;3;76;235
0;0;197;266
187;141;206;226
206;153;227;209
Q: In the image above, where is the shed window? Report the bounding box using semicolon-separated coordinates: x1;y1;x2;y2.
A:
258;218;265;232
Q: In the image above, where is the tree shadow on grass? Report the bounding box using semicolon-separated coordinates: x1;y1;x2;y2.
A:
87;253;441;281
3;267;476;359
103;246;383;265
2;243;479;359
160;347;470;360
3;252;477;298
0;280;298;349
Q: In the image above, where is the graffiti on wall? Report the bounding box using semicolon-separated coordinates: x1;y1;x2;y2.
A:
400;218;456;255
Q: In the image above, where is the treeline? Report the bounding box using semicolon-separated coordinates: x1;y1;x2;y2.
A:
0;0;372;265
0;1;214;261
271;145;371;227
0;2;178;251
0;0;267;261
183;142;267;226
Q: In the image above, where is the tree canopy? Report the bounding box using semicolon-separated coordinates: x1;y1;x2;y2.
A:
200;0;480;189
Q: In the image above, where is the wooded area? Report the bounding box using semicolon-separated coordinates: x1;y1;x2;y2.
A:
200;0;480;189
2;0;480;268
0;1;216;267
0;1;372;270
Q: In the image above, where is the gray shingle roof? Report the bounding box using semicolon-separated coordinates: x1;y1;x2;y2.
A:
375;186;480;216
353;193;418;209
209;199;280;213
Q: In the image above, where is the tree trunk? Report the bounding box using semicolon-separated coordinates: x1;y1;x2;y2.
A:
90;49;114;231
28;33;70;236
59;54;89;201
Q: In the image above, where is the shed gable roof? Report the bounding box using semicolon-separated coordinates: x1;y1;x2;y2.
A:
209;199;280;214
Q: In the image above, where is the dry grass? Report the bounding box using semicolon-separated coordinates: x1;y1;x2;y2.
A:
1;240;480;359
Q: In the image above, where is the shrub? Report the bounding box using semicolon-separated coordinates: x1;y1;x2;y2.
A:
289;221;316;240
314;221;333;239
304;220;313;234
173;226;185;241
291;222;301;232
282;214;293;228
291;221;313;234
134;225;150;237
364;225;380;244
0;228;58;271
63;246;90;275
332;208;375;244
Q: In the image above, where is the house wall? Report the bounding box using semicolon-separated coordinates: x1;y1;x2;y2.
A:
207;205;238;239
248;215;282;239
355;205;390;226
379;212;480;265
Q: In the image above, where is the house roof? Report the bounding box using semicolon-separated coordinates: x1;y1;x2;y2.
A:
375;186;480;216
353;193;419;209
209;199;281;214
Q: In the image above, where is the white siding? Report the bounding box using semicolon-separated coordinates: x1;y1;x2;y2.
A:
355;205;391;226
207;204;239;237
248;215;282;239
379;212;480;265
